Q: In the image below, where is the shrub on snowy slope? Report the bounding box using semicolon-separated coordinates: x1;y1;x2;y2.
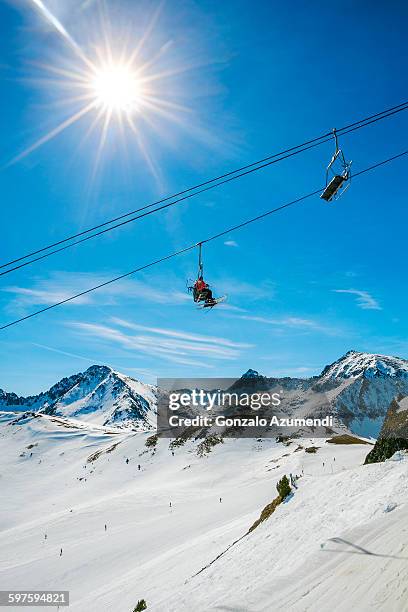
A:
197;434;224;457
276;474;291;498
248;475;292;534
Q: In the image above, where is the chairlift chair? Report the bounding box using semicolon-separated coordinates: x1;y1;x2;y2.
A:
187;243;204;302
187;243;225;308
320;129;352;202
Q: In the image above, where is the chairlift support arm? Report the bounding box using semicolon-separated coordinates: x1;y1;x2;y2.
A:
198;242;203;278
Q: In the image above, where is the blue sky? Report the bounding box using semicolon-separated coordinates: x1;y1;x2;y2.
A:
0;0;407;395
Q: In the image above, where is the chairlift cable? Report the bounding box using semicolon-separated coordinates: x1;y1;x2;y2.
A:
1;100;408;276
1;148;406;331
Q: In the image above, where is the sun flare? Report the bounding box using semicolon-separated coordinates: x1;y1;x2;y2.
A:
91;64;143;113
12;1;205;180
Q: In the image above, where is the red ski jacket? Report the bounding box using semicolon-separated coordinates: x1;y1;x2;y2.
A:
195;279;207;292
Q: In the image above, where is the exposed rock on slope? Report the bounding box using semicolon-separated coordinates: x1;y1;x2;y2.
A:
365;394;408;463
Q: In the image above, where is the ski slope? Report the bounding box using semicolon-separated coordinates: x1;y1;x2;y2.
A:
0;411;407;612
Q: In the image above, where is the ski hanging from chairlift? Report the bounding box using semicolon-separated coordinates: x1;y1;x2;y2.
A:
187;243;226;309
320;128;352;202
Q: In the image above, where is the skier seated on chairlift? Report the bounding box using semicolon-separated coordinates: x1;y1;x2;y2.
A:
193;275;216;306
189;243;226;308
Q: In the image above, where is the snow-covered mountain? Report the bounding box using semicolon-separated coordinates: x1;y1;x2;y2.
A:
321;350;408;380
230;351;408;438
317;351;408;437
0;365;156;429
2;349;407;437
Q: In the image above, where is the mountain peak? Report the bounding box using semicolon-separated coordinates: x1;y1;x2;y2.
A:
321;351;408;380
241;369;261;379
0;365;156;430
83;364;113;377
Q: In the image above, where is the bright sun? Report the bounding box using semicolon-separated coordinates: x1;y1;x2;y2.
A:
12;2;196;178
91;65;143;113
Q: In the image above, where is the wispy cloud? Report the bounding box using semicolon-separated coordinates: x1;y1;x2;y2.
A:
2;271;267;319
333;289;381;310
217;303;246;313
3;284;91;307
68;318;252;367
122;281;189;305
215;278;275;301
224;240;238;247
31;342;100;363
2;271;189;314
31;342;158;383
234;314;340;335
2;272;117;311
110;317;252;348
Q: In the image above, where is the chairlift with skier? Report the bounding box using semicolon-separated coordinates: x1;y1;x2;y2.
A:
320;129;352;202
187;243;226;309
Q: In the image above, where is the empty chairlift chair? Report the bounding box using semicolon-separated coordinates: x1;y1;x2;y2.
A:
320;129;352;202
